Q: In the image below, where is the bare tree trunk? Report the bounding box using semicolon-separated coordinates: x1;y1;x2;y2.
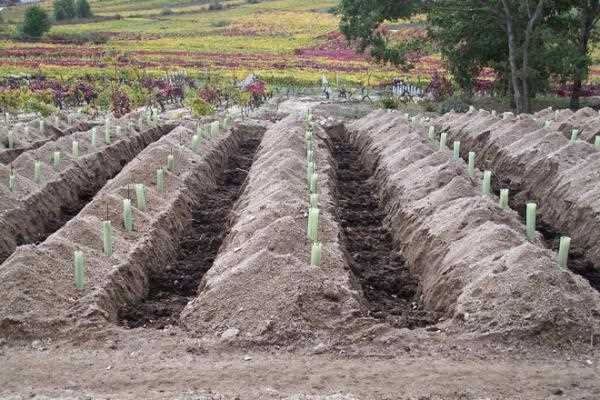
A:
570;12;594;110
501;0;523;113
521;0;544;114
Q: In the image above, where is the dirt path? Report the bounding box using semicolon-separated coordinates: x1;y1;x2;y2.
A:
1;340;598;399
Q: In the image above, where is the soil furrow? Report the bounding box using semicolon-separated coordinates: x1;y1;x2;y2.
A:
328;129;434;329
119;135;261;329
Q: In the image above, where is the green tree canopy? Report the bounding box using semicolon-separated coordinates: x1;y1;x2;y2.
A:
338;0;424;69
22;5;51;38
54;0;76;21
76;0;92;18
338;0;599;112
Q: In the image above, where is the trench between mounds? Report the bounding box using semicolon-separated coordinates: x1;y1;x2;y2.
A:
325;126;437;329
118;132;263;329
1;124;175;264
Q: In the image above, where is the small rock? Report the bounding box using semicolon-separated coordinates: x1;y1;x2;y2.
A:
106;365;112;370
185;345;207;355
221;327;240;340
31;340;47;351
551;388;564;396
311;343;328;355
243;355;252;361
585;359;593;366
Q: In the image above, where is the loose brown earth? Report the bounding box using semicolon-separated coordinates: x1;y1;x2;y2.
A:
329;131;437;329
119;135;262;329
1;100;599;399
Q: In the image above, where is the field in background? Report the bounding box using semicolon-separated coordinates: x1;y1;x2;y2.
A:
0;0;440;87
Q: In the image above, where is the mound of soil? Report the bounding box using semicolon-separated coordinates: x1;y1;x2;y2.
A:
0;114;175;264
434;109;600;286
345;110;600;342
0;122;258;339
179;113;370;346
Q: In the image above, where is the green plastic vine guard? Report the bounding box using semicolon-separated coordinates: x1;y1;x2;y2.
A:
558;236;571;269
40;120;44;132
570;129;579;144
105;124;111;144
310;173;318;193
544;120;551;128
167;154;175;171
307;161;315;184
52;151;61;170
307;207;320;242
310;193;318;208
8;173;15;192
33;160;42;184
453;141;460;160
482;170;492;195
439;132;447;151
428;126;435;141
491;110;497;117
191;134;200;152
7;131;14;149
72;141;79;158
102;220;113;257
210;121;220;136
595;136;600;151
74;250;85;290
526;203;537;241
156;168;165;193
123;199;133;232
91;128;97;147
499;189;509;209
467;151;476;177
311;242;322;266
135;183;146;211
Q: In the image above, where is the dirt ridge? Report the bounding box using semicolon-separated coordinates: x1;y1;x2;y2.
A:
0;113;175;264
0;121;259;339
345;110;600;342
434;109;600;281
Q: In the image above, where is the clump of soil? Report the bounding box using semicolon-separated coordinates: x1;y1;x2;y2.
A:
119;136;262;329
328;130;434;329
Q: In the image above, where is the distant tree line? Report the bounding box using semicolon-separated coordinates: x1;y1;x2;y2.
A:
338;0;600;112
54;0;92;21
20;0;92;38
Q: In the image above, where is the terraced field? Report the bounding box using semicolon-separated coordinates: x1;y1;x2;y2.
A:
0;99;599;399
